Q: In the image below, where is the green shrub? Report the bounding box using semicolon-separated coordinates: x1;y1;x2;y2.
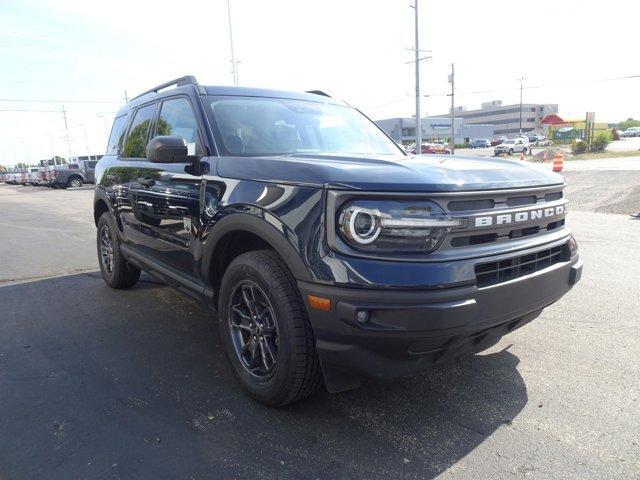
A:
590;131;612;152
570;139;587;154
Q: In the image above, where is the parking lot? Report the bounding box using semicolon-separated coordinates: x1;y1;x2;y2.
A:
1;168;639;479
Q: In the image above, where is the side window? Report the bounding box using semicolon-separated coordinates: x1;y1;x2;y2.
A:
123;104;157;158
106;114;128;155
155;97;202;155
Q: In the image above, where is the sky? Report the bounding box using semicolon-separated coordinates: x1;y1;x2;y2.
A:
0;0;639;167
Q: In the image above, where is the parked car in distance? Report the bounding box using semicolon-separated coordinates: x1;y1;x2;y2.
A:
50;157;101;188
94;75;581;406
494;138;530;156
27;167;40;185
415;143;451;154
620;127;640;137
490;136;507;146
470;139;491;148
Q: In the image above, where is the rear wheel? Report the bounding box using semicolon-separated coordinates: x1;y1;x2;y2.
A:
68;177;83;188
96;212;140;289
508;148;514;155
218;250;322;406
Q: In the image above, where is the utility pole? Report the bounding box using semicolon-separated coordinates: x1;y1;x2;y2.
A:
518;76;525;135
124;90;129;103
449;63;455;154
227;0;239;86
413;0;421;153
61;105;73;162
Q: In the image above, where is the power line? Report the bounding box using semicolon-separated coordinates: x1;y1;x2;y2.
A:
0;98;122;104
369;73;640;110
0;108;117;113
0;109;61;113
425;74;640;98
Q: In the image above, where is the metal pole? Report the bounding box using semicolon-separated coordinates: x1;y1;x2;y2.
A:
124;90;129;103
81;125;91;159
97;115;109;137
62;105;73;163
450;63;455;154
414;0;421;153
227;0;238;86
518;77;524;135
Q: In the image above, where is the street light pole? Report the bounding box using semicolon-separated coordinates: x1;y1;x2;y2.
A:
78;124;91;160
518;76;525;135
449;63;455;154
227;0;239;86
61;105;73;162
413;0;421;153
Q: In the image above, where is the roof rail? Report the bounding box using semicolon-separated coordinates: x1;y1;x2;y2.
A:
130;75;199;102
306;90;331;98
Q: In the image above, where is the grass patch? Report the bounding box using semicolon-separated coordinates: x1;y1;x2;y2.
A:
566;150;640;161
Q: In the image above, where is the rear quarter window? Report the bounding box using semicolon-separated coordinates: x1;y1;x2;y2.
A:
106;114;129;155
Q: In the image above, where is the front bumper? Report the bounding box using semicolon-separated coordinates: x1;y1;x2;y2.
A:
299;253;582;392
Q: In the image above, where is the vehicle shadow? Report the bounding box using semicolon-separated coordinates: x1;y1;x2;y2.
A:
0;273;528;480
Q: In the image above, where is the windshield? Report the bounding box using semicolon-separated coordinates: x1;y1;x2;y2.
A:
205;96;402;157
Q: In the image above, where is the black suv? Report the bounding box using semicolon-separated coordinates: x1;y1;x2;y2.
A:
94;76;582;406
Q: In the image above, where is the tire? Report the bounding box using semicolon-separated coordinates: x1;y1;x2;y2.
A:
218;250;323;406
508;148;514;155
96;212;141;289
522;148;528;155
68;177;83;188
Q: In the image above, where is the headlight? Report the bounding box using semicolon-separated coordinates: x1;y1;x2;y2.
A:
568;234;578;256
338;200;465;253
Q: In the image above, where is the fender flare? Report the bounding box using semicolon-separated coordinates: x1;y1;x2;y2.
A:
93;187;125;234
200;212;313;286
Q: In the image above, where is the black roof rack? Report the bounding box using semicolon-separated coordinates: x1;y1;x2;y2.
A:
306;90;331;97
130;75;199;102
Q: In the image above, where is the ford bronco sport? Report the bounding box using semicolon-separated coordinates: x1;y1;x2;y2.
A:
94;76;582;406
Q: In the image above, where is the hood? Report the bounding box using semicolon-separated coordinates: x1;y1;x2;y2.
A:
217;153;564;192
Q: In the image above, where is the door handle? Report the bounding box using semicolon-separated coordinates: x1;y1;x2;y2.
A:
137;176;156;187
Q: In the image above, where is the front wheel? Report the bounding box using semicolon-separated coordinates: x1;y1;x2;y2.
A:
508;148;514;155
218;250;323;406
96;212;140;289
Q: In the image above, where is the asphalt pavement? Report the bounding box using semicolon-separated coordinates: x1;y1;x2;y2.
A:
0;174;638;479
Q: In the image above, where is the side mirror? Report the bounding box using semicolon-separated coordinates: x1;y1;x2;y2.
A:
146;136;188;163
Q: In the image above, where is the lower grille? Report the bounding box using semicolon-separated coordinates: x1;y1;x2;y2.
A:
475;244;570;287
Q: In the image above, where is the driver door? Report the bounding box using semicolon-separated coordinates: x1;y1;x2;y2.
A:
126;96;205;279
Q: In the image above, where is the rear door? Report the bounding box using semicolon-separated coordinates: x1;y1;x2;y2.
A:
126;95;205;279
85;161;97;182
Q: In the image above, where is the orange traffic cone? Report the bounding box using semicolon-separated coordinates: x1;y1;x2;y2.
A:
543;152;548;162
552;153;564;172
520;152;525;161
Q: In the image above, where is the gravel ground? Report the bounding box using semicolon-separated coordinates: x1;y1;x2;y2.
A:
563;170;640;215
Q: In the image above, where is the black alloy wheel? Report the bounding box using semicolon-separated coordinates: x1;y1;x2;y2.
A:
96;212;141;289
99;224;114;275
228;281;279;379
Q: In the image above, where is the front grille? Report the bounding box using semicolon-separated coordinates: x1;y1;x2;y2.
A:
475;244;570;287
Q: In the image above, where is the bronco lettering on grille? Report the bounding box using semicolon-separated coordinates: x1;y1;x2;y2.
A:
474;205;565;228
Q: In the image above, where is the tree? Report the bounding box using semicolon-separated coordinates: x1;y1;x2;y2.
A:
591;131;612;152
618;118;640;131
